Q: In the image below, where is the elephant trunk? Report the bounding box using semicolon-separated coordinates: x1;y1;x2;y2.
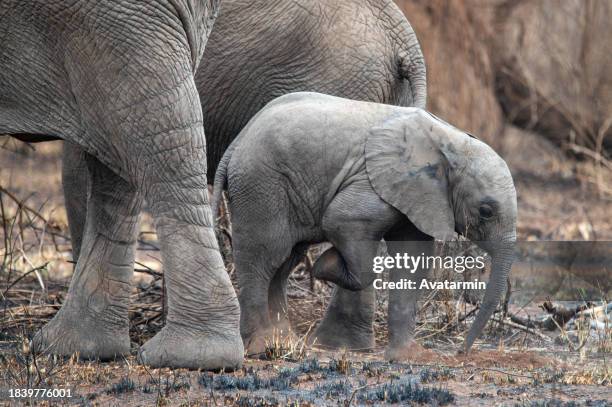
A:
464;241;515;351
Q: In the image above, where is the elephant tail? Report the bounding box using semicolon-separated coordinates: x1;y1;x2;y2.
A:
398;52;427;110
211;142;235;226
395;17;427;109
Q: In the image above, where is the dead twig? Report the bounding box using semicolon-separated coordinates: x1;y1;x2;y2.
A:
565;143;612;171
1;263;48;298
0;186;49;225
490;317;552;341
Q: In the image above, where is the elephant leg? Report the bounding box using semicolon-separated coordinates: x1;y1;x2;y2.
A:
137;147;243;369
33;156;141;360
62;141;90;262
236;267;272;356
34;3;242;370
311;285;376;351
310;243;379;351
268;245;307;335
227;205;295;356
311;187;399;351
235;238;295;356
384;220;433;361
311;246;351;288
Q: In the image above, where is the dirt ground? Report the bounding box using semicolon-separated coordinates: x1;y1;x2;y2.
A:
0;347;610;406
0;137;610;406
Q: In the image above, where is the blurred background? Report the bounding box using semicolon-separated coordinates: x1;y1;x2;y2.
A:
395;0;611;240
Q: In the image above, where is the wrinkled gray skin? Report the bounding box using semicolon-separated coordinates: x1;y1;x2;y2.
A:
199;0;426;179
213;93;518;357
0;0;244;370
60;0;427;352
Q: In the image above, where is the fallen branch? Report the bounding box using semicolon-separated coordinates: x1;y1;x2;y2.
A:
507;300;595;333
578;302;611;319
134;261;162;278
490;317;552;341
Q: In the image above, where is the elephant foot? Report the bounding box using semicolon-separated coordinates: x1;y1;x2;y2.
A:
385;340;436;362
243;325;296;357
32;306;129;360
138;323;243;370
309;321;374;351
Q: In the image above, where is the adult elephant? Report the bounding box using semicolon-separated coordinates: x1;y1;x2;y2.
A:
62;0;427;354
0;0;243;370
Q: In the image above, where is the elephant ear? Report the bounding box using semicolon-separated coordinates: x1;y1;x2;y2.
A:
365;113;456;240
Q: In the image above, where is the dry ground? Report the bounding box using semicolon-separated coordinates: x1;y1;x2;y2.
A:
0;136;610;406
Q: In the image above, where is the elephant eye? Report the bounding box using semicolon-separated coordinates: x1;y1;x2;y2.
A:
479;204;494;219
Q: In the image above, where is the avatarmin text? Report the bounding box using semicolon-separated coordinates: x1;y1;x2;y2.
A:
373;278;487;290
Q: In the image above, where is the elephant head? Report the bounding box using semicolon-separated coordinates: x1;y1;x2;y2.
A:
365;109;518;352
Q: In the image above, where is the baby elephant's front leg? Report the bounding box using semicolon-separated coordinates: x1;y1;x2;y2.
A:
313;186;402;350
313;231;383;291
384;223;434;361
310;230;380;351
310;239;381;350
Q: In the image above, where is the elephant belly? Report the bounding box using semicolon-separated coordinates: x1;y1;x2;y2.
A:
4;134;61;143
0;5;81;145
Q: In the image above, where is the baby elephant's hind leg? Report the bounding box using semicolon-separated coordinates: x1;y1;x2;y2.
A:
234;230;295;356
268;245;307;336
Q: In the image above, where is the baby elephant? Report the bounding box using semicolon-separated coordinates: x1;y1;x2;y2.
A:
213;92;517;357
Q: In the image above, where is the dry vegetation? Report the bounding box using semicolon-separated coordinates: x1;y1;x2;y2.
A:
1;0;611;405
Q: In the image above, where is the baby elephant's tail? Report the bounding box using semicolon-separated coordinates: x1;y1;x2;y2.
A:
211;142;236;226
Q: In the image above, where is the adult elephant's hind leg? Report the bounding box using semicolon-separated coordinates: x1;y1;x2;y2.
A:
33;157;140;360
62;141;90;261
134;94;243;369
56;7;242;369
137;147;243;370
